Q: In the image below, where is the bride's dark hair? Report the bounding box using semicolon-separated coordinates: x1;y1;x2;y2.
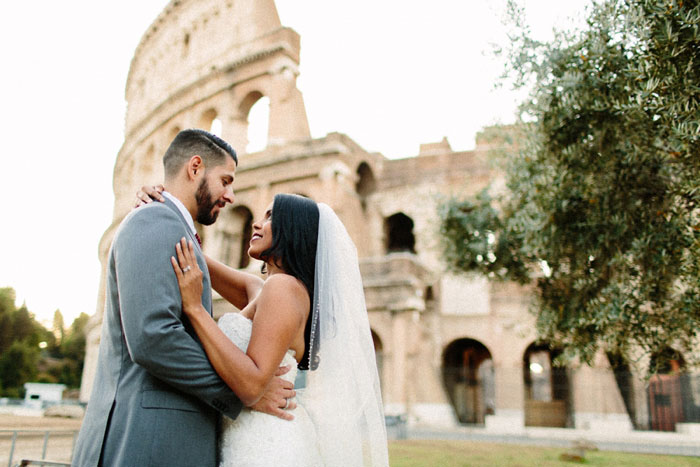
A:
259;193;320;370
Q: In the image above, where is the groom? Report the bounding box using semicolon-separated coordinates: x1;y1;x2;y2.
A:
72;129;294;466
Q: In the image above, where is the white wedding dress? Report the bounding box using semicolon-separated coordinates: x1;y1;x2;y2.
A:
216;312;323;467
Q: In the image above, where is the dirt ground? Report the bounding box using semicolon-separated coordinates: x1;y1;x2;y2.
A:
0;414;83;430
0;414;83;465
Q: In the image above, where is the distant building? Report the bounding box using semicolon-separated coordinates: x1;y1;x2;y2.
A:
24;383;66;409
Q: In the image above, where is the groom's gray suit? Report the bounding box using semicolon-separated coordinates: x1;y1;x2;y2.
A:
72;198;242;466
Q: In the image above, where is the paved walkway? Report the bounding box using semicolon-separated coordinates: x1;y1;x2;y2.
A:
405;425;700;457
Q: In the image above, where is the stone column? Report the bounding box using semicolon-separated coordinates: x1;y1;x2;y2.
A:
267;65;311;147
384;310;410;416
223;110;250;156
485;363;525;432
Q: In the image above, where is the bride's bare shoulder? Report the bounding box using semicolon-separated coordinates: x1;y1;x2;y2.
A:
260;274;309;307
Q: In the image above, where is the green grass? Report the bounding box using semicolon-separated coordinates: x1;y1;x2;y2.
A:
388;439;700;467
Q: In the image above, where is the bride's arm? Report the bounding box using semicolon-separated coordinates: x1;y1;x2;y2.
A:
172;239;307;406
205;255;263;310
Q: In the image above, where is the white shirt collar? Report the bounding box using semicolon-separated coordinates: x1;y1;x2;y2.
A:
162;191;197;235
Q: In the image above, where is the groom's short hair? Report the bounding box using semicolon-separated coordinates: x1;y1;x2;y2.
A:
163;129;238;178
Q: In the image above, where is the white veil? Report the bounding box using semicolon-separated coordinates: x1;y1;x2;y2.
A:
298;203;389;466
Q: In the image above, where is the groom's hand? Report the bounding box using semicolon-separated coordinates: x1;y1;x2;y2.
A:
250;365;296;421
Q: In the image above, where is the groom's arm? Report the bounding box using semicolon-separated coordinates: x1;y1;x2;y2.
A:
114;205;242;419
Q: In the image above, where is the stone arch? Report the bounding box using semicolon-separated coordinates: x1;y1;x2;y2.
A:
227;57;310;153
355;162;376;209
239;91;264;120
385;212;416;253
216;205;254;269
199;108;222;136
647;348;699;431
246;94;270;153
231;90;266;154
650;347;686;374
523;343;570;427
442;338;494;424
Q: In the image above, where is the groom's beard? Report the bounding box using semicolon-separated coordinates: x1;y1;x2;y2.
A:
195;178;223;225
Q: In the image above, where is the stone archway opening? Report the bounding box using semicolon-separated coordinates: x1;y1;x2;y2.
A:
210;118;223;137
647;348;700;431
356;162;376;210
442;338;494;424
217;205;254;270
237;91;270;154
246;96;270;153
200;108;222;136
384;213;415;254
235;206;254;269
523;343;570;427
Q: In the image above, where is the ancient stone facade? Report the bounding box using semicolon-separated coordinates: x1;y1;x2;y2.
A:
80;0;699;433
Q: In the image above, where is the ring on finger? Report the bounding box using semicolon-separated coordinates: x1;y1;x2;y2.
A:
182;266;192;273
283;398;290;410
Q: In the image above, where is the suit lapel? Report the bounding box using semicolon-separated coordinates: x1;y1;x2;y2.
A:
162;198;202;253
162;198;212;316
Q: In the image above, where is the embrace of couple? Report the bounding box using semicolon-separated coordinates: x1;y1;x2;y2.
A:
72;129;389;466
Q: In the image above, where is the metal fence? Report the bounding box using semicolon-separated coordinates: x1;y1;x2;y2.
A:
1;430;76;467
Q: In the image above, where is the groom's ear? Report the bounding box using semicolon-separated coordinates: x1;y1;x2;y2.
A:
186;155;204;180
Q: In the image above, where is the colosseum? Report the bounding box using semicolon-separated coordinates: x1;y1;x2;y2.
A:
80;0;699;434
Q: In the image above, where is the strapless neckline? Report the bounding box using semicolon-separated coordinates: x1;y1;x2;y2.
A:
217;312;298;383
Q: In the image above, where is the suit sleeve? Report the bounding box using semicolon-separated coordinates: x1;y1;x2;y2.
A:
113;205;242;419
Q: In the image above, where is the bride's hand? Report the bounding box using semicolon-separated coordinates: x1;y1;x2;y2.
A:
134;184;165;208
171;238;204;315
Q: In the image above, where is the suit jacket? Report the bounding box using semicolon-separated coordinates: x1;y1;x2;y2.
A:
72;199;242;467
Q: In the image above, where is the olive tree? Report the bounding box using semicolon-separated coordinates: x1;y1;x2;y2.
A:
440;0;700;369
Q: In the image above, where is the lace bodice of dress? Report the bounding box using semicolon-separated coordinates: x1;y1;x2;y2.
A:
215;312;322;467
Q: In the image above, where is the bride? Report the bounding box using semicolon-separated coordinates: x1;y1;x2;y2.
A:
167;193;388;466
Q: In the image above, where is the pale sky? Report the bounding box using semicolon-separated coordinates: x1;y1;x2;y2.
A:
0;1;588;326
